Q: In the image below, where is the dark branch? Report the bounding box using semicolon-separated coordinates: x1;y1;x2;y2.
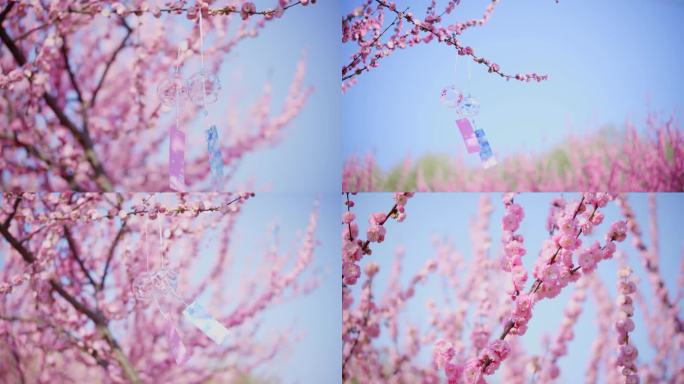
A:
0;2;15;24
63;225;98;287
60;38;85;105
90;18;132;108
2;195;22;230
3;131;82;190
99;221;127;290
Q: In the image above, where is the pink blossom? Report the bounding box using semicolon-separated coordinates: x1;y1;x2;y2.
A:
433;339;455;369
366;224;386;242
342;211;356;224
241;2;257;20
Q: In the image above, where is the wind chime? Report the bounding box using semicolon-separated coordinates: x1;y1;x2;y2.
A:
157;7;224;191
132;212;231;364
439;61;497;169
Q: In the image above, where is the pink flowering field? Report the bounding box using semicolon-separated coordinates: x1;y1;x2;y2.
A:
342;192;683;383
343;116;684;192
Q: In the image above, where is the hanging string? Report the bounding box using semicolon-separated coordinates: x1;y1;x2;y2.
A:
198;6;208;115
144;215;149;271
175;46;181;134
198;4;225;190
169;45;187;191
466;56;472;94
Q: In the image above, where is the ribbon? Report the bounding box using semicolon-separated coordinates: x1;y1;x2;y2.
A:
169;46;186;192
456;118;481;153
206;125;224;189
474;128;497;169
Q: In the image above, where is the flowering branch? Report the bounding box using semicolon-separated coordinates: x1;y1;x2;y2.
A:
342;0;549;91
342;192;412;286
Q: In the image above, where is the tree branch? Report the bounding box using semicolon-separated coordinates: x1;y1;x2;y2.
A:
63;225;98;288
90;18;132;109
0;2;14;24
2;195;22;230
99;221;127;290
0;131;82;190
60;39;85;105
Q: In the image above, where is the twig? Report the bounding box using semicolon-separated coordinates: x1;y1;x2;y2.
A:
0;131;82;190
99;221;127;290
342;275;375;380
342;6;408;81
63;226;98;288
1;195;22;229
90;17;132;109
60;38;85;105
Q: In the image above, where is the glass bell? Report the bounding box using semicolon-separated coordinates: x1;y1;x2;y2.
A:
157;73;187;107
132;267;179;303
187;71;221;106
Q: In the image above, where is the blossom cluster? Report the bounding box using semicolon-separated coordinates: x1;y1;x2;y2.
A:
341;0;549;91
500;193;527;298
615;267;640;383
29;1;307;20
440;193;631;381
343;247;438;382
342;192;413;285
540;278;588;381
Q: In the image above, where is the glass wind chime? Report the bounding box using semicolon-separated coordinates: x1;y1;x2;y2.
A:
439;79;497;169
157;9;224;191
132;215;230;364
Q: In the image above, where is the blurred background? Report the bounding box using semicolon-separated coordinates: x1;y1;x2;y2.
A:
346;192;683;383
342;0;684;170
205;193;341;383
217;0;340;192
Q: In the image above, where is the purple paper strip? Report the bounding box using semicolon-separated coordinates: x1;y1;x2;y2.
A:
169;128;186;191
456;118;480;153
167;322;189;365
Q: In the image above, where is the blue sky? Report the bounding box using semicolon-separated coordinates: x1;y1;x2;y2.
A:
346;193;683;383
342;0;684;169
219;1;340;192
215;193;340;383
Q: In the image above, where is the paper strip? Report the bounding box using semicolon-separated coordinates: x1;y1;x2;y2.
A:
473;128;498;169
206;125;224;190
456;118;480;153
169;128;186;192
183;301;230;344
167;322;190;364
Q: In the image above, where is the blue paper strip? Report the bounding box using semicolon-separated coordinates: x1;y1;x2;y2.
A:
206;125;224;189
183;301;230;344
